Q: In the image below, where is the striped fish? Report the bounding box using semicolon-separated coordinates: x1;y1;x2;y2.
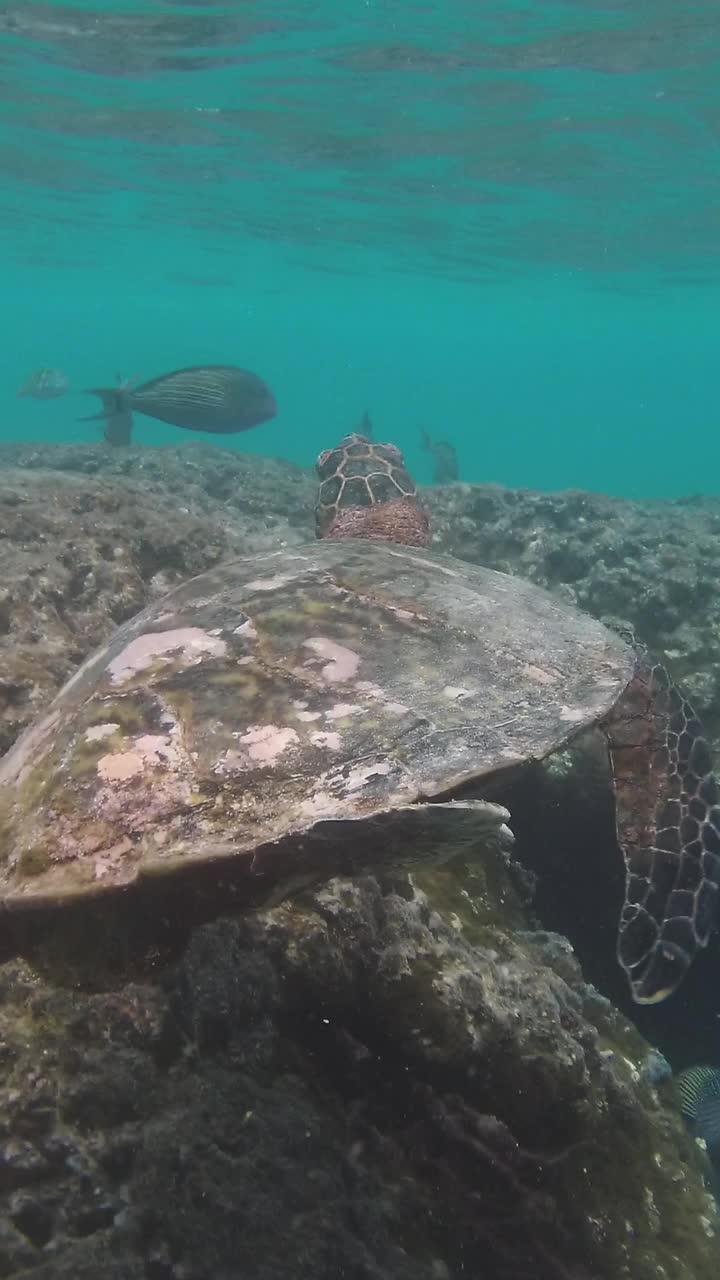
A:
677;1065;720;1150
80;365;277;444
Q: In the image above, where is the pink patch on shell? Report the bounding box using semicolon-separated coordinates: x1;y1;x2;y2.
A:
303;637;360;683
310;731;342;751
325;702;364;721
97;751;144;783
299;791;346;820
93;838;133;880
345;760;393;792
233;620;258;639
96;733;183;783
85;723;119;742
237;724;299;765
108;628;226;685
244;573;297;593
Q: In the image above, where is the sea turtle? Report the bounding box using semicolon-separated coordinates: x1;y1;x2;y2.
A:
0;432;718;1002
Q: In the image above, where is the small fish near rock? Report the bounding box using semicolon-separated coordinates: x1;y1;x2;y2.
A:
80;364;277;447
421;427;459;484
676;1064;720;1200
17;367;69;400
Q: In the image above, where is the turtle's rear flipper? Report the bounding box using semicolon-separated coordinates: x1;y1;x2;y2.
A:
603;651;720;1004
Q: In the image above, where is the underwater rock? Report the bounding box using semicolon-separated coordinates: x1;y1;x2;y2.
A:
0;440;314;531
0;865;716;1279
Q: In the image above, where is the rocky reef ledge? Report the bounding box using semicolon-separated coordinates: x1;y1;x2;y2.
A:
0;441;717;1279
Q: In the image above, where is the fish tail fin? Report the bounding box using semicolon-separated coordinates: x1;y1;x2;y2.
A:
78;388;133;447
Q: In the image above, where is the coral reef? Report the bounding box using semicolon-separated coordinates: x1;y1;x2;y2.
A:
0;441;314;534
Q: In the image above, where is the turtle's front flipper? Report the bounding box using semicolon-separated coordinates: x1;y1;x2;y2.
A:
603;650;720;1003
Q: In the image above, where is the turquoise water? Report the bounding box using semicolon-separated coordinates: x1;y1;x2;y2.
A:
4;2;720;496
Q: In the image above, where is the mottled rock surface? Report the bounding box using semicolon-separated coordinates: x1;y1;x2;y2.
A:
0;862;716;1280
0;441;314;539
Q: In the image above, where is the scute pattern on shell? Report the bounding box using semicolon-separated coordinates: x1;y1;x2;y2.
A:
315;433;418;537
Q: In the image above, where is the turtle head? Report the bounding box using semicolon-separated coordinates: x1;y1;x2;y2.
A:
314;432;430;548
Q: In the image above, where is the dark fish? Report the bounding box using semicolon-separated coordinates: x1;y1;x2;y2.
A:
421;428;459;484
80;365;277;443
18;367;69;400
